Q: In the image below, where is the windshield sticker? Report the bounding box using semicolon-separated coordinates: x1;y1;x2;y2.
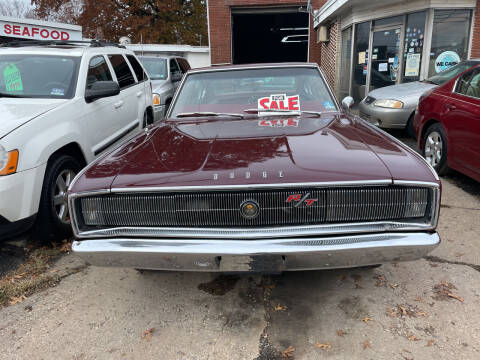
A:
50;88;65;96
258;118;299;127
257;94;300;116
322;101;335;110
3;64;23;92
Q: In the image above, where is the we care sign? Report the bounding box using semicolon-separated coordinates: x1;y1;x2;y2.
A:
257;94;300;116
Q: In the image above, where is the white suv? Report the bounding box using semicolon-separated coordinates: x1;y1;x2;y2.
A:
0;41;153;241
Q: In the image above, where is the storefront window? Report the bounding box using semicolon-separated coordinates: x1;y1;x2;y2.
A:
402;11;426;83
339;26;352;100
351;21;370;102
428;9;472;77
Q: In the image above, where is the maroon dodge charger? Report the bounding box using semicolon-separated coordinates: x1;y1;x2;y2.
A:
68;63;440;272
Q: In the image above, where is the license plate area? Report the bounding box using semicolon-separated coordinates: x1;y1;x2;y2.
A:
218;255;286;272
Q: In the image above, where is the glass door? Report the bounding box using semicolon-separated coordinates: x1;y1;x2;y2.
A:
368;27;402;92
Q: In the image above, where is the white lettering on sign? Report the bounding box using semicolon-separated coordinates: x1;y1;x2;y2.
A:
258;118;299;127
257;94;300;116
0;21;82;41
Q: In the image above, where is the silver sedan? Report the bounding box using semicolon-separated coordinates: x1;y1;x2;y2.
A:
358;61;478;136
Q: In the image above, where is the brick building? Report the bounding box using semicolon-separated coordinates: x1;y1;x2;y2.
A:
208;0;480;100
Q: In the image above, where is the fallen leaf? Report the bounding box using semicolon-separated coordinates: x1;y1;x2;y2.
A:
400;306;407;315
414;296;423;302
281;345;295;358
390;283;399;289
361;316;372;323
337;329;344;337
408;334;420;341
386;308;398;317
263;284;275;290
338;274;346;281
362;340;371;350
447;293;464;302
415;311;428;317
59;241;72;253
274;304;288;311
142;328;156;341
9;295;26;305
315;343;331;350
427;339;435;347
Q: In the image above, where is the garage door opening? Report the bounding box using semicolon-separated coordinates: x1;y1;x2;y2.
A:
232;10;309;64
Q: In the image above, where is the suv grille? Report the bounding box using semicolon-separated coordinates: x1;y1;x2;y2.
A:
76;186;430;229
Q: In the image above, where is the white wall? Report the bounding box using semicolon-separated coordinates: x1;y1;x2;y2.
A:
185;52;211;68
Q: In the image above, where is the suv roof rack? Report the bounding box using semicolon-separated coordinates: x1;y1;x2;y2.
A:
0;39;126;48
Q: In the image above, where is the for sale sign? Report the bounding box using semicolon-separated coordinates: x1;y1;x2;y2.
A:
257;94;300;116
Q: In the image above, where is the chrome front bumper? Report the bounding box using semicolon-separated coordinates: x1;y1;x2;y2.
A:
72;232;440;272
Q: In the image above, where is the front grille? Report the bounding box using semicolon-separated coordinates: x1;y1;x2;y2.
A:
77;186;430;229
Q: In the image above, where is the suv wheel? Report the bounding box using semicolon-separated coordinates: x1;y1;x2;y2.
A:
422;123;448;175
35;154;82;242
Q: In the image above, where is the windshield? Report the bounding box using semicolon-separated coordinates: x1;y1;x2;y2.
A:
169;67;337;118
140;58;167;80
0;55;80;99
427;61;477;85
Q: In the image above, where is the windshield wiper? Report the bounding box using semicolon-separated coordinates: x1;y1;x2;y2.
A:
176;111;244;118
243;108;328;117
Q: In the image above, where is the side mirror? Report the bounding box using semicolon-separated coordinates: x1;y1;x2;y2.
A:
341;96;355;110
171;72;182;82
85;81;120;103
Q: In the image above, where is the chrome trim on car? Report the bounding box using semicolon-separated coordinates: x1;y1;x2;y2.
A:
73;221;436;240
72;232;440;272
110;180;393;193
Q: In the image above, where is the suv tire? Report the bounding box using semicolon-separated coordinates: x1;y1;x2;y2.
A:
34;154;82;242
422;123;449;176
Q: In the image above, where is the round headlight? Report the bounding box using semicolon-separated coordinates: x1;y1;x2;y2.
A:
374;99;404;109
0;145;7;171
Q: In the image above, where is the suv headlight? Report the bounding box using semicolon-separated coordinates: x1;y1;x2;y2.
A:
0;145;19;176
374;99;404;109
153;93;161;106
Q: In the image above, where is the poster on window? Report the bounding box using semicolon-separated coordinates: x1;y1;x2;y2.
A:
405;53;421;77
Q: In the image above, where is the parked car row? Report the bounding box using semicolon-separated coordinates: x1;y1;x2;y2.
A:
358;61;478;136
0;40;190;241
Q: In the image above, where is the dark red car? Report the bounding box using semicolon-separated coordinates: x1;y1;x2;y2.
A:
415;61;480;182
68;63;440;273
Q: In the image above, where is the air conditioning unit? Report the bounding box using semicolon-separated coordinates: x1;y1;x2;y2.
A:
317;25;330;43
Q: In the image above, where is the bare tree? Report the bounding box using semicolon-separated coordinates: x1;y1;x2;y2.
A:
0;0;36;19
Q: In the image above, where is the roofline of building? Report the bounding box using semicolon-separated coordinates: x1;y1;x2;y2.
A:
0;16;82;31
313;0;349;28
126;44;210;53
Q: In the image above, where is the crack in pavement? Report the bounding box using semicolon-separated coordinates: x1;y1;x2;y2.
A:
424;255;480;272
254;275;284;360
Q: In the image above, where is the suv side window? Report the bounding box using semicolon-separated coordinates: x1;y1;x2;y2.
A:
176;58;191;73
126;55;146;82
170;59;181;76
108;54;136;89
86;56;113;90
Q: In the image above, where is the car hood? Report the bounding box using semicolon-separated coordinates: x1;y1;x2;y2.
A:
71;114;439;193
367;81;437;103
151;79;170;93
0;98;66;139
